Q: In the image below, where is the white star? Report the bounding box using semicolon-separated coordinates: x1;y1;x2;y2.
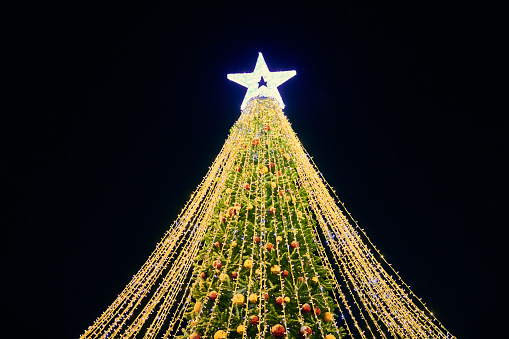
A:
227;52;296;110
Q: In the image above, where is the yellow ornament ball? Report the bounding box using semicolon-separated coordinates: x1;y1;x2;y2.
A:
260;166;269;174
249;293;258;303
324;312;334;323
271;182;277;189
312;276;319;284
284;296;290;303
232;294;245;305
236;325;246;335
276;236;283;243
325;335;335;339
214;330;227;339
244;259;254;269
219;272;228;281
193;301;201;313
255;268;261;275
232;240;237;247
270;265;281;274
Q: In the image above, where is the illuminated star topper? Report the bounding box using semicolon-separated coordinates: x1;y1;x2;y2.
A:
227;52;296;110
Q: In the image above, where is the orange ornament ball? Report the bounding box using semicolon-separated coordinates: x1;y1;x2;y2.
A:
271;324;285;337
302;303;311;313
208;291;218;300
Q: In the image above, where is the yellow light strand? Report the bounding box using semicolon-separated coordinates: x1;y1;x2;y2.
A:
81;97;455;339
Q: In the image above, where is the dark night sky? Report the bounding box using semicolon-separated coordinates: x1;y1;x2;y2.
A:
5;1;506;338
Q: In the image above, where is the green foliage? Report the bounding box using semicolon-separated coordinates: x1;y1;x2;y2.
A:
181;104;345;339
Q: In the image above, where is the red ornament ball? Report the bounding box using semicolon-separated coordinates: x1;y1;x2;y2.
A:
244;183;250;190
302;303;311;313
300;325;312;336
214;241;221;248
227;207;236;216
276;296;284;305
291;241;299;248
271;324;285;337
254;236;260;243
208;291;218;300
231;272;238;279
266;243;274;251
213;260;222;269
200;272;206;279
269;207;276;214
282;270;289;277
264;124;271;131
314;307;321;316
268;162;275;168
250;315;259;325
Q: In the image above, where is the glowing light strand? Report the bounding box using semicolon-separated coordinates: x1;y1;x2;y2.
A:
81;95;455;339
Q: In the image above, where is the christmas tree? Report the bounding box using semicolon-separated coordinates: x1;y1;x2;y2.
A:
81;53;455;339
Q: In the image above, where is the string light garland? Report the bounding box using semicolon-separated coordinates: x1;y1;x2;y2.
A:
81;94;455;339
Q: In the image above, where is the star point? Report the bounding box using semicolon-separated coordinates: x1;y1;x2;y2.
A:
227;52;296;110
